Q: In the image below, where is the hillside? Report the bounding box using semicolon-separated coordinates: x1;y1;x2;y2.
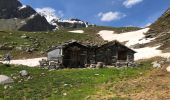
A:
146;8;170;52
0;30;102;59
149;8;170;34
0;61;153;100
0;26;141;59
0;59;170;100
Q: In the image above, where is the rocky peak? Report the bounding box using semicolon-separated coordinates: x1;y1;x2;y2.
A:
0;0;22;19
0;0;54;31
0;0;22;9
17;5;36;19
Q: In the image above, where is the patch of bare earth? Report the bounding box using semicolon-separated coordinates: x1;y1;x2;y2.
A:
89;66;170;100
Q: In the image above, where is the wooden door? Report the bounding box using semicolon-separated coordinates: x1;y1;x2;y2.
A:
70;46;81;67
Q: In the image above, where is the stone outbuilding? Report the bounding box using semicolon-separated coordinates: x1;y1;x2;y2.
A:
47;40;136;68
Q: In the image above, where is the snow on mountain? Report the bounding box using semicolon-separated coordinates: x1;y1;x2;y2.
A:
35;8;89;29
58;19;89;28
35;7;59;25
18;5;27;10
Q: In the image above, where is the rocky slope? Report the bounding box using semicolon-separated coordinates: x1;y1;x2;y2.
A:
0;0;54;31
146;8;170;52
148;8;170;35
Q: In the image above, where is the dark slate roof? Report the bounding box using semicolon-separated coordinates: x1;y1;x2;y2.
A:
47;40;88;52
47;40;136;53
98;40;136;53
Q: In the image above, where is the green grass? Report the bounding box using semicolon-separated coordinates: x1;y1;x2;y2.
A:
0;30;103;59
81;26;141;34
0;61;151;100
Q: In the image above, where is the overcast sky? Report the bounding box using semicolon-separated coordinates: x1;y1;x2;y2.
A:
20;0;170;27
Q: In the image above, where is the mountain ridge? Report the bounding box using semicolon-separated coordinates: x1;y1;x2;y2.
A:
36;8;90;29
146;7;170;52
0;0;54;31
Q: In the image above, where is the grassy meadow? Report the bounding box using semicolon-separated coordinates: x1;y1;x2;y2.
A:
0;61;152;100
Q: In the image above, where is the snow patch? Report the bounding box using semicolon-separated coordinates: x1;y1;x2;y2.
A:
1;57;47;67
134;46;170;60
98;28;150;46
29;14;37;19
68;30;84;33
134;46;160;60
18;5;27;10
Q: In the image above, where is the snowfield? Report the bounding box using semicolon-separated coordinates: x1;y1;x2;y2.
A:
98;28;152;46
68;30;84;33
1;57;47;67
98;28;170;60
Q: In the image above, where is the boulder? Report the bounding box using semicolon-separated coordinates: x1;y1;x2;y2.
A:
20;34;28;39
84;64;90;68
152;61;161;68
96;62;104;68
0;75;14;85
19;70;29;77
15;46;22;51
90;64;96;68
127;62;137;67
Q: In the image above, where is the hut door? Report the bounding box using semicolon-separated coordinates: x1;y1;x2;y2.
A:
70;46;81;67
118;51;127;61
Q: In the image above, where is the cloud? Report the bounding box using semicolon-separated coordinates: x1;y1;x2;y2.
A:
123;0;143;8
98;11;126;22
35;7;64;22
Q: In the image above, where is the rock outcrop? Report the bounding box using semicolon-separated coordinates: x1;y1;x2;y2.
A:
0;75;14;85
148;8;170;35
146;8;170;52
0;0;54;31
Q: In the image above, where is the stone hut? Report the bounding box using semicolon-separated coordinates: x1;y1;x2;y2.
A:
47;40;88;68
47;40;136;68
95;40;136;66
